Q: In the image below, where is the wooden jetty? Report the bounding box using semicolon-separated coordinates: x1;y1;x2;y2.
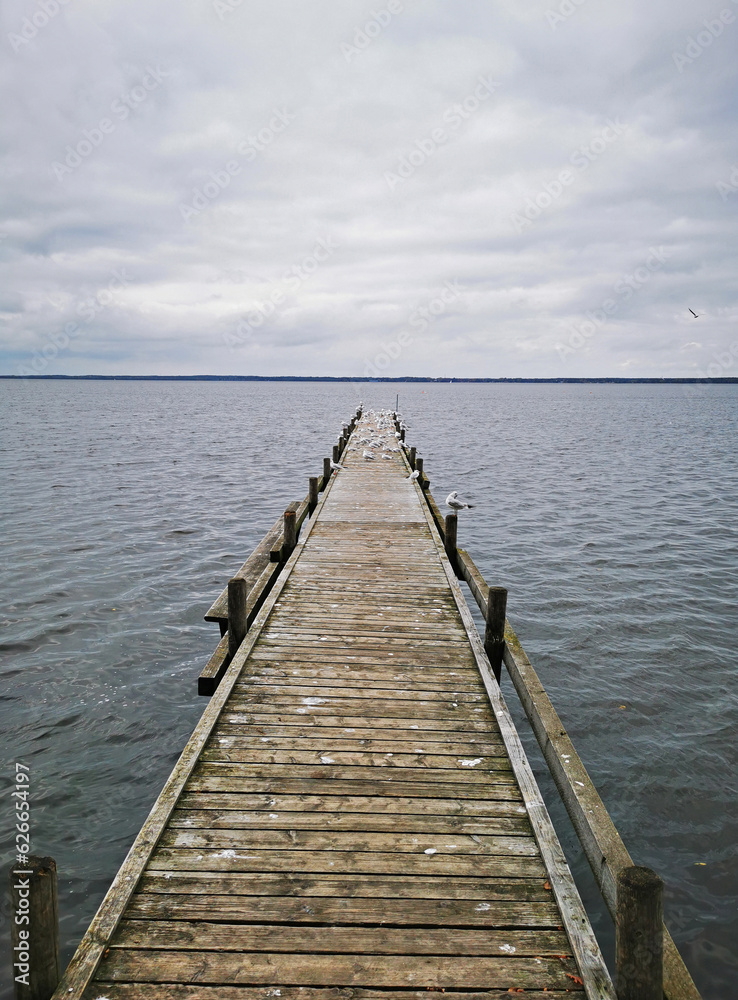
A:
43;408;701;1000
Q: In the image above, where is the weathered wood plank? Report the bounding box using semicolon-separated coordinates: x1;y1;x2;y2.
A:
157;828;540;856
86;987;577;1000
94;949;580;989
211;726;502;748
135;871;553;901
169;808;531;835
184;775;523;800
223;697;493;721
145;848;547;877
189;760;516;785
207;734;505;754
111;920;571;955
199;748;511;770
175;792;525;815
230;683;487;706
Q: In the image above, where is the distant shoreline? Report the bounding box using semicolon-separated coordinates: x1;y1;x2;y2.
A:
1;375;736;383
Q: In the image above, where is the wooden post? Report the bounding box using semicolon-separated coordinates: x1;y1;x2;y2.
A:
409;446;416;469
400;428;405;441
415;457;425;486
484;586;508;683
283;509;297;560
616;866;663;1000
227;577;248;658
444;513;457;573
332;444;340;465
308;476;318;513
9;856;60;1000
322;456;331;487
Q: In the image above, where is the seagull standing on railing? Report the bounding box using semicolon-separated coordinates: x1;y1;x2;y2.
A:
446;491;474;510
330;460;345;471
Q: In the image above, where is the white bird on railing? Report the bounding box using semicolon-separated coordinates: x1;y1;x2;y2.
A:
330;460;345;471
446;490;474;510
405;470;419;481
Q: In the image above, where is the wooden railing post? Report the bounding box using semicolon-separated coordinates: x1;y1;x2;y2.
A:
484;586;508;683
400;427;405;441
283;509;297;560
332;444;340;465
10;856;60;1000
415;457;425;486
308;476;319;513
444;513;457;573
409;446;416;469
322;456;331;487
227;577;248;658
616;866;663;1000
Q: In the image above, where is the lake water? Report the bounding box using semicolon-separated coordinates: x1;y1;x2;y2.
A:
1;379;736;998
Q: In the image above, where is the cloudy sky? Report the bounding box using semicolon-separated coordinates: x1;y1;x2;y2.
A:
2;0;737;377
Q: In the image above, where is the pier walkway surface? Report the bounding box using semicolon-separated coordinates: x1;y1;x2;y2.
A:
54;412;615;1000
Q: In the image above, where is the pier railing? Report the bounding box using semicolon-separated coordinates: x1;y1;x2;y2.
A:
394;413;700;1000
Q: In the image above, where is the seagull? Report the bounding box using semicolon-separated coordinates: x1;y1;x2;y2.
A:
362;449;375;461
446;491;474;510
405;470;419;481
689;308;699;318
330;460;345;471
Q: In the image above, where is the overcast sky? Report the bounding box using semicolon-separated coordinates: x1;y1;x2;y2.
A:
2;0;737;377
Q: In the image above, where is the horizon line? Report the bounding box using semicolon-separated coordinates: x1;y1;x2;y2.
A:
0;375;736;384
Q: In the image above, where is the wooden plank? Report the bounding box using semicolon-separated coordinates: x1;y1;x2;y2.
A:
247;647;478;667
184;774;523;800
145;848;547;878
456;547;489;613
218;712;499;733
175;792;525;816
241;667;486;692
93;950;581;990
211;726;503;748
207;734;504;754
111;920;571;955
230;683;487;705
85;987;577;1000
157;828;540;856
135;870;552;900
199;748;512;770
197;633;229;696
169;808;531;835
189;760;516;785
223;696;494;721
